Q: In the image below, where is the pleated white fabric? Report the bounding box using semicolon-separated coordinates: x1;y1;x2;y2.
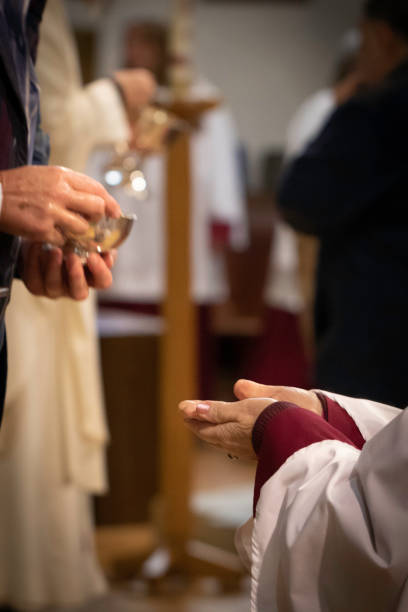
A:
236;393;408;611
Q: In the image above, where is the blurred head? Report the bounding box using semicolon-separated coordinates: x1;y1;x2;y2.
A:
125;22;168;85
358;0;408;84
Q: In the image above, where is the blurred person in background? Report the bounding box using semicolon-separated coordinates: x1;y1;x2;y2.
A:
284;29;362;364
278;0;408;407
90;21;248;398
244;31;362;390
0;1;155;610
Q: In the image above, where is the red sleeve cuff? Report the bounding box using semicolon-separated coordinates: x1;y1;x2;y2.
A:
211;221;230;247
316;393;365;450
252;401;360;515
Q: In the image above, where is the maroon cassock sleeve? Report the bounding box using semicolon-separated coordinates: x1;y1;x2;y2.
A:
317;392;365;450
211;221;231;247
251;402;362;515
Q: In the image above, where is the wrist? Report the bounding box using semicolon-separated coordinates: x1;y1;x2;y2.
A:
252;402;295;456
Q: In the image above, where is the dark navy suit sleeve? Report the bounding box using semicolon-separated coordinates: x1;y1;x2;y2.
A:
32;120;50;166
277;99;403;236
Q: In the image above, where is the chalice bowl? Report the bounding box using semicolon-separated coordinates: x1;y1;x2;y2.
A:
63;213;137;261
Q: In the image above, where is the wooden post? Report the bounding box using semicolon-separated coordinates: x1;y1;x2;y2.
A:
156;100;245;584
159;128;197;560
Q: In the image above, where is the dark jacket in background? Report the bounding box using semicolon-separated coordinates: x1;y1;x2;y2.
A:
278;60;408;407
0;0;47;421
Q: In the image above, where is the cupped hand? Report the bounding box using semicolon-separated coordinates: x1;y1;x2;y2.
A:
0;165;121;246
21;242;116;301
233;379;322;417
179;397;273;459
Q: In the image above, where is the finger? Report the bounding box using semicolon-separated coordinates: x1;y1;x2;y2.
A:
23;243;45;295
183;419;246;457
65;191;106;222
42;248;65;299
100;249;117;270
102;193;122;219
179;400;212;421
53;207;89;237
44;226;66;248
183;418;222;443
179;400;241;424
64;252;89;300
85;252;113;290
234;379;277;400
66;171;121;218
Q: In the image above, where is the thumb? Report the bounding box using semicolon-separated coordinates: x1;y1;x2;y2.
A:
234;379;277;400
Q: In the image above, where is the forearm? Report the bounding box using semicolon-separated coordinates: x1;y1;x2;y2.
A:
249;411;408;610
316;392;365;448
252;402;360;514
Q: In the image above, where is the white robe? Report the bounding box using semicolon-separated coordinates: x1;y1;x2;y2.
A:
236;393;408;611
87;81;248;305
0;0;129;607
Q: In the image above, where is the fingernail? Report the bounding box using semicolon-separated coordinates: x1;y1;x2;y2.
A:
196;403;210;412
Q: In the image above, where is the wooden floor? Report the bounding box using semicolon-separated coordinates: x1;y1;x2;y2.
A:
73;578;251;611
86;445;255;611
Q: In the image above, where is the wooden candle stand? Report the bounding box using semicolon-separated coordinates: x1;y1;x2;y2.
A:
150;99;246;587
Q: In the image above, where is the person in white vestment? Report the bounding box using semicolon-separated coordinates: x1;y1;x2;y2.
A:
0;1;155;609
180;379;408;611
91;83;247;306
89;21;248;397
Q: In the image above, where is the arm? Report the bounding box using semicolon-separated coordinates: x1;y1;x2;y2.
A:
248;408;408;611
251;401;362;514
277;100;398;236
234;379;401;442
180;385;407;608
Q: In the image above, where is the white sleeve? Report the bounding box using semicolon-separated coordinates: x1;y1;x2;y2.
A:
319;390;401;440
240;409;408;611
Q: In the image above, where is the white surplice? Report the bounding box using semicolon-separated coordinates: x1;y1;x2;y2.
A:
236;393;408;611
